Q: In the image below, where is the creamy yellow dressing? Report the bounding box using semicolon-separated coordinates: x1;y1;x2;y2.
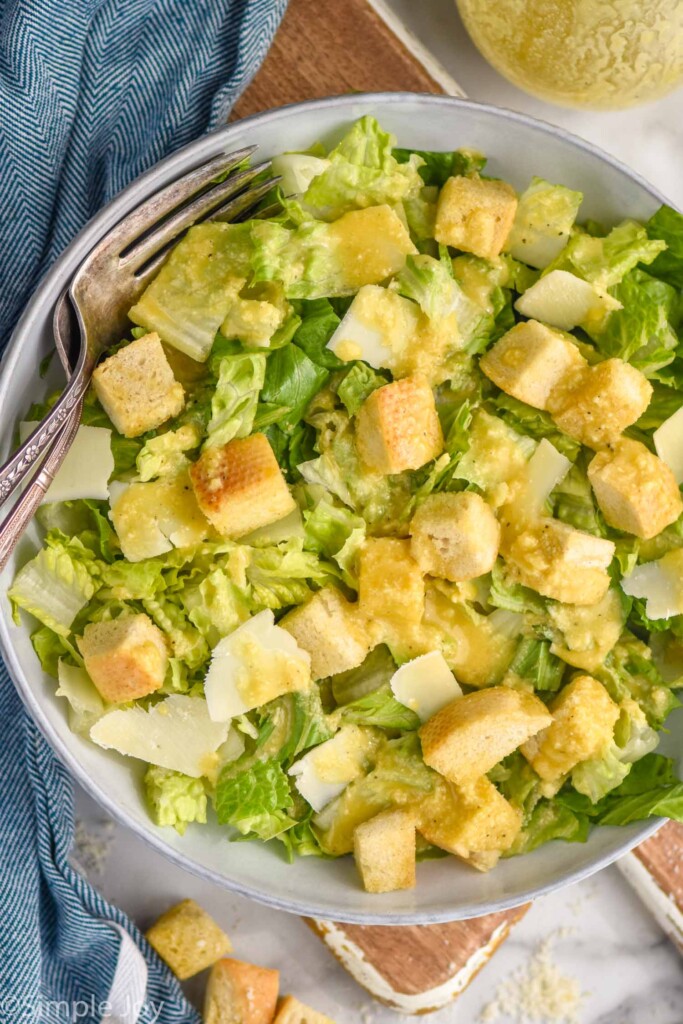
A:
233;633;310;708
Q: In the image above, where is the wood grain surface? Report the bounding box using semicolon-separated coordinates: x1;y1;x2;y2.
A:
233;0;445;120
632;821;683;907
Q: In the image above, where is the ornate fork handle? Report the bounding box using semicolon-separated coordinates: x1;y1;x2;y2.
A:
0;362;90;505
0;401;83;572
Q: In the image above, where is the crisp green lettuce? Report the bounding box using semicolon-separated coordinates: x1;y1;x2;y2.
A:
290;299;344;369
145;767;207;835
507;638;565;692
303;116;423;221
394;146;486;187
394;253;494;353
507;800;590;856
9;540;97;636
255;689;333;766
336;363;386;416
571;746;631;803
183;568;250;647
260;345;328;433
592;269;679;375
598;636;680;728
546;219;666;290
136;425;201;481
339;684;420;731
129;222;254;361
246;538;334;610
331;646;397;706
215;758;295;840
303;494;365;587
646;205;683;287
204;352;267;449
490;394;581;461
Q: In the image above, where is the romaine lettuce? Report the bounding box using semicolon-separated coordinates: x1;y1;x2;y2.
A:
303;116;423;221
145;766;207;834
204;352;267;449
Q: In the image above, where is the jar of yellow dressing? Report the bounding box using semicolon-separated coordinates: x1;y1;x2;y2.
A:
455;0;683;109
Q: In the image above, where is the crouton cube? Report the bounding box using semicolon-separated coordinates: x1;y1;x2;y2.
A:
358;538;425;635
480;320;586;410
328;204;417;291
547;358;653;448
77;614;167;703
588;439;682;540
190;433;296;538
204;958;280;1024
353;808;417;893
419;686;552;785
280;588;374;680
273;997;336;1024
503;518;615;605
355;376;443;475
410;492;500;581
145;899;232;980
418;776;522;864
435;176;518;260
521;675;620;782
92;333;185;437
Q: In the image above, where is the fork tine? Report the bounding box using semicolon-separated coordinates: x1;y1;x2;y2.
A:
99;145;257;260
210;177;281;223
120;162;271;270
133;176;282;283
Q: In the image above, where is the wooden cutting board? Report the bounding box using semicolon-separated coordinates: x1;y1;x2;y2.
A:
232;0;683;1013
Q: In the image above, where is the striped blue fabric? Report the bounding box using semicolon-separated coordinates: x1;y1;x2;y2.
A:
0;0;287;1020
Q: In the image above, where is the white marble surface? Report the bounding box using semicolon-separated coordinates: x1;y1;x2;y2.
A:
77;6;683;1021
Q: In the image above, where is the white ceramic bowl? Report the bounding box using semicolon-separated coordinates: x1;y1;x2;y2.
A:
1;94;680;924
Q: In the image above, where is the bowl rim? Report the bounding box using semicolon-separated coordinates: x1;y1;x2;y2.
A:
0;91;668;924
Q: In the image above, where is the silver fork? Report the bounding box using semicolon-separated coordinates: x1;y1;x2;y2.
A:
0;146;279;506
0;149;280;570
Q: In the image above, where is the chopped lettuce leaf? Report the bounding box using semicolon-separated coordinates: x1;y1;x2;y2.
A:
145;766;207;834
303;494;365;587
129;222;254;361
506;800;590;856
136;424;201;481
646;205;683;288
260;344;328;433
214;758;295;840
183;568;250;647
246;538;334;611
571;746;631;803
507;638;565;692
339;683;421;731
592;269;678;375
394;146;486;187
546;219;667;290
336;363;386;416
290;299;344;369
9;541;97;636
204;352;267;449
303;116;423;221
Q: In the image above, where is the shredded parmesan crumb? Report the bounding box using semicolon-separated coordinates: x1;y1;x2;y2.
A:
480;933;584;1024
71;818;115;877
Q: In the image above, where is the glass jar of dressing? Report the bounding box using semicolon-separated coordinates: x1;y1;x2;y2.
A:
455;0;683;109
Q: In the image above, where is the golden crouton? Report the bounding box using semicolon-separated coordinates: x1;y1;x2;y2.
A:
92;333;185;437
419;686;552;785
328;204;417;291
355;376;443;475
358;538;425;636
410;492;500;581
273;997;336;1024
588;439;683;540
204;958;280;1024
190;433;295;538
521;675;620;782
480;320;586;410
353;808;417;894
78;614;167;703
418;776;522;865
503;518;615;606
434;175;518;260
547;358;653;448
145;899;232;980
280;588;374;680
